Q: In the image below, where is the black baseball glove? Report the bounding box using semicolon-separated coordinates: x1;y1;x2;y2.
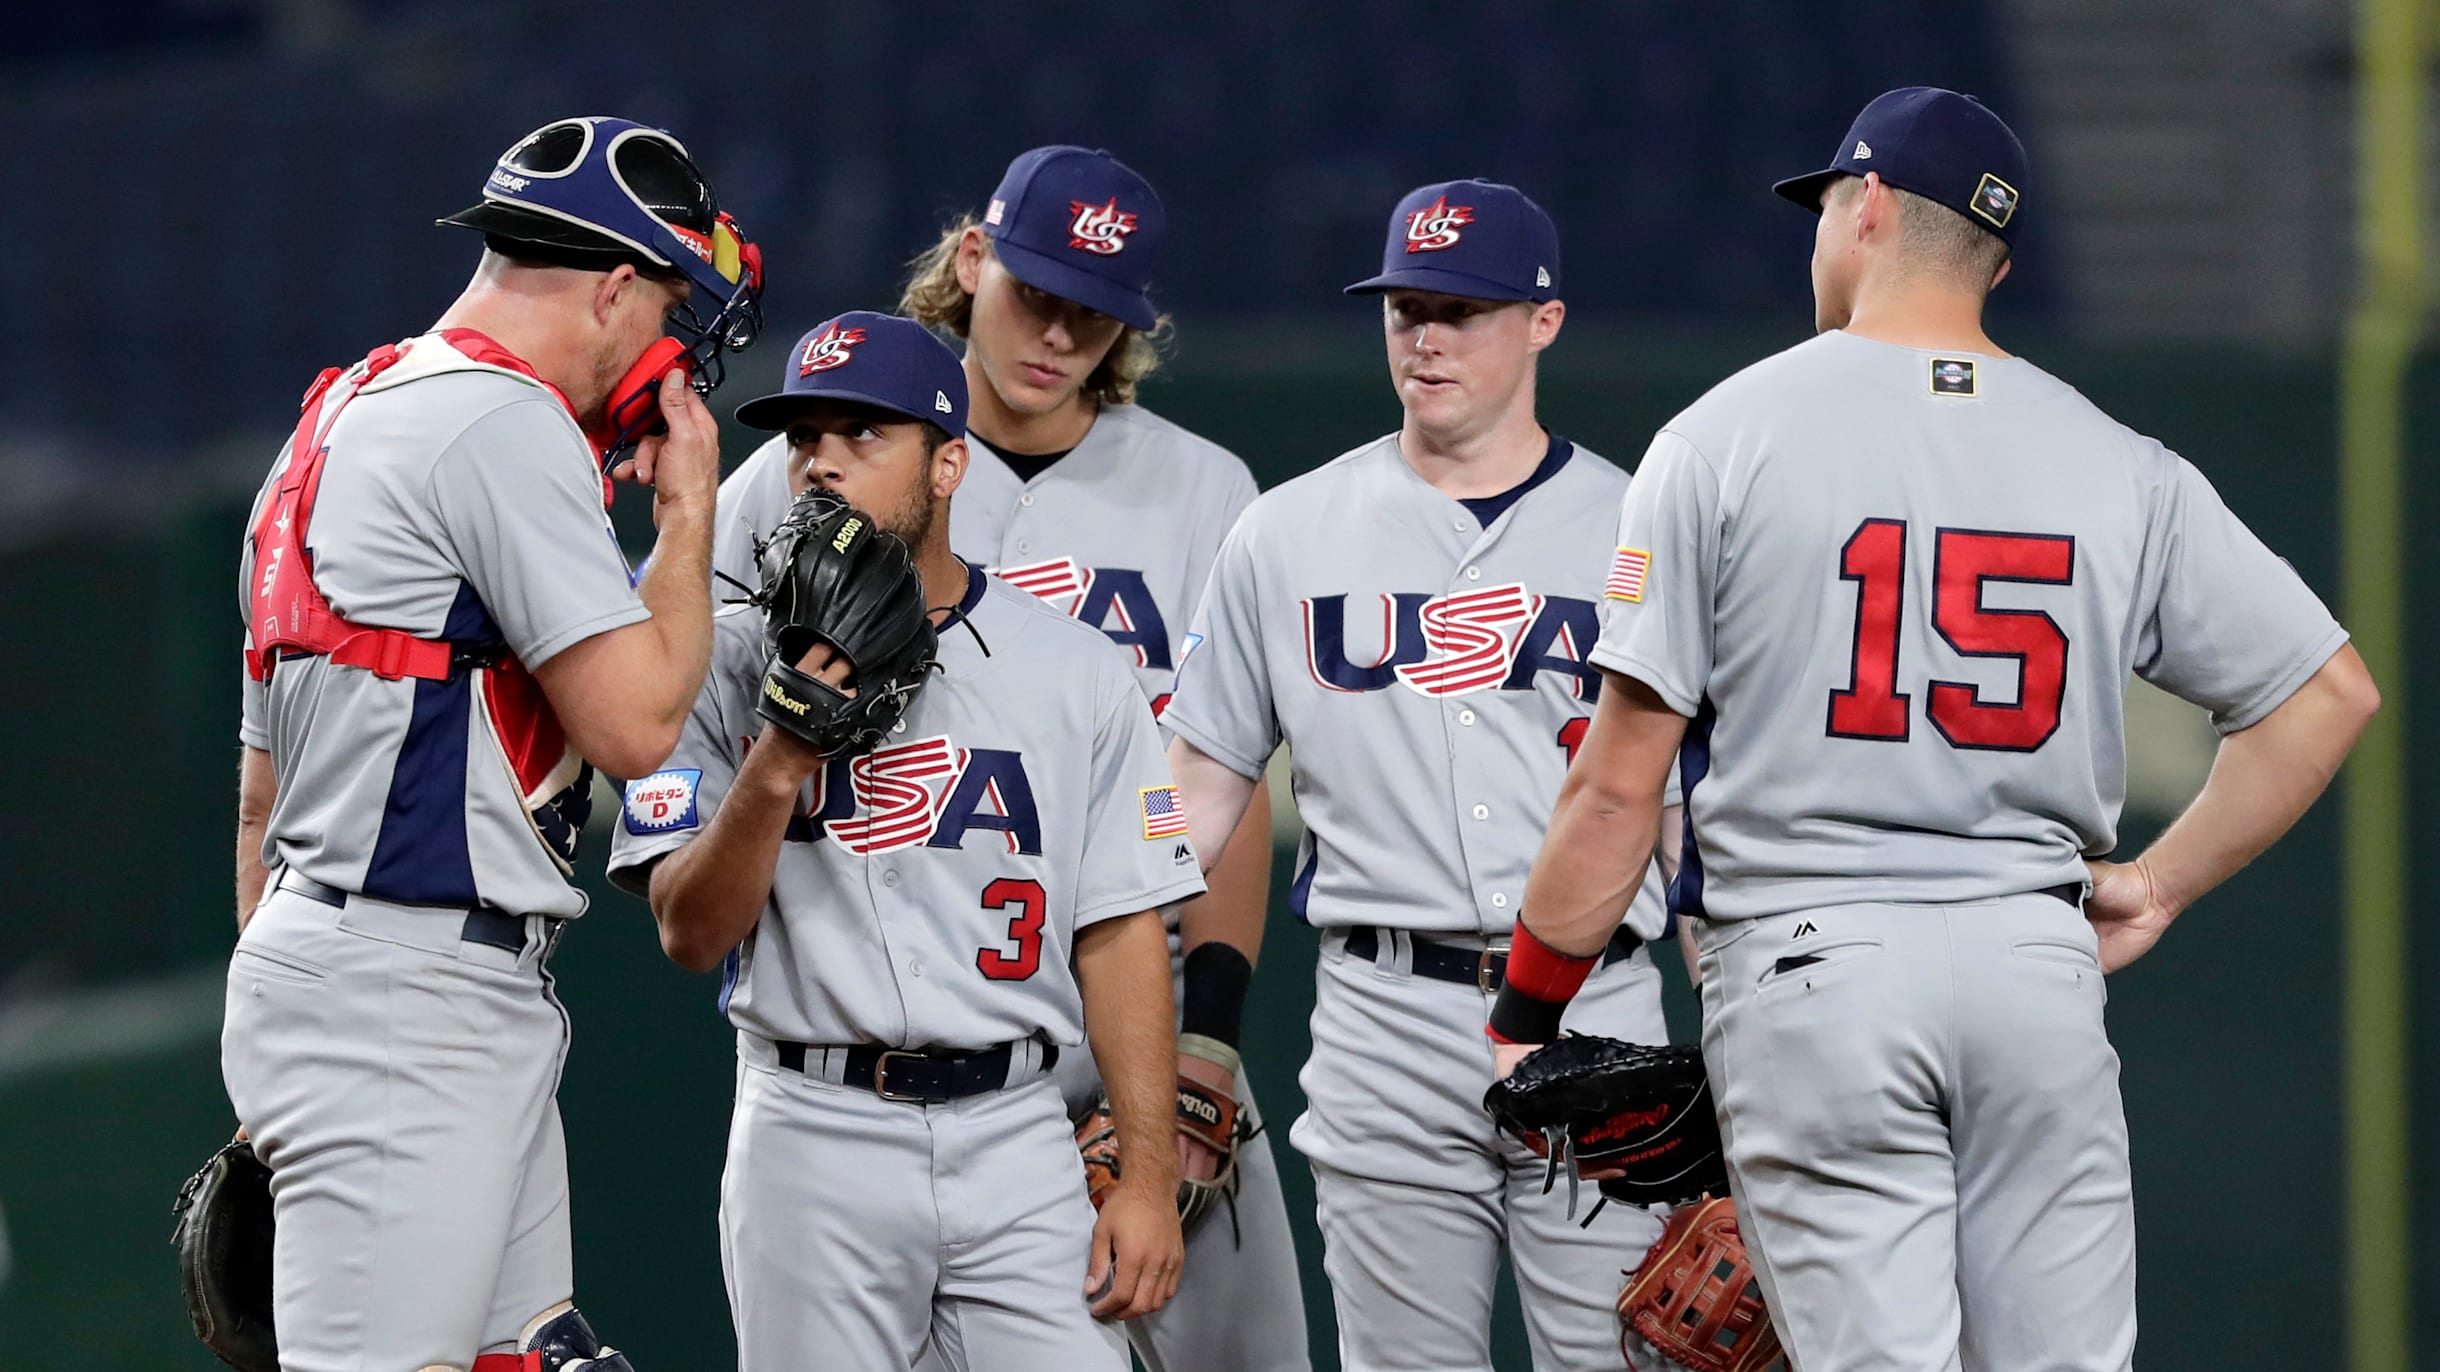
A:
1483;1035;1726;1210
751;489;938;758
170;1136;279;1372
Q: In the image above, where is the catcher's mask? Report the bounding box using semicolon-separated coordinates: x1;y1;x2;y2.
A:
440;116;766;448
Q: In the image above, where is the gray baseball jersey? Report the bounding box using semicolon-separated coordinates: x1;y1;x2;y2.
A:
606;566;1206;1050
1163;434;1674;940
1594;330;2349;921
712;404;1259;708
238;339;646;918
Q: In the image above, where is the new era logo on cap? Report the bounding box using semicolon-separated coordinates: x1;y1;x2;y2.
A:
1853;140;1873;160
1403;195;1475;253
934;390;953;414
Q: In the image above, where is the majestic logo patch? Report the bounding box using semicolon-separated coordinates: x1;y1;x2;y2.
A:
1606;548;1651;603
1970;172;2018;228
1929;358;1977;397
1403;195;1474;253
1140;785;1188;841
623;769;702;836
797;322;867;376
1067;198;1140;255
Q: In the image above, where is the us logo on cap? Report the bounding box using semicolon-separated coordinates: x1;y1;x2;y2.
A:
1971;173;2019;229
1403;195;1474;253
1067;198;1140;255
798;322;867;376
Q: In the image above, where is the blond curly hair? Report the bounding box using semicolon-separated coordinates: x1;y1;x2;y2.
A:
900;216;1168;407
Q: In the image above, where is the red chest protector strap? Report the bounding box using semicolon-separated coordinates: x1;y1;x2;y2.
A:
243;331;590;684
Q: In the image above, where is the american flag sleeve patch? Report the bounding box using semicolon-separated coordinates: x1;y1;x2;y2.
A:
1605;547;1651;602
1140;785;1188;840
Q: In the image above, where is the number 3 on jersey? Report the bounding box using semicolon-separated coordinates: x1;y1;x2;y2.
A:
1827;519;2074;752
976;878;1047;981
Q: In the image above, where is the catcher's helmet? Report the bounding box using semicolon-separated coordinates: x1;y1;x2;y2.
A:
440;116;765;392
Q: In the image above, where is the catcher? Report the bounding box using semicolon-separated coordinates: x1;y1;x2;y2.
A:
1486;1036;1783;1372
606;312;1197;1371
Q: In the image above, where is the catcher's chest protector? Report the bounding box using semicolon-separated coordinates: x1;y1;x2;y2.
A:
245;332;597;872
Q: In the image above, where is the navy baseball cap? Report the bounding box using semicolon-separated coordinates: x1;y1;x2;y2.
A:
1344;179;1560;302
1772;87;2029;246
735;312;968;436
981;146;1166;331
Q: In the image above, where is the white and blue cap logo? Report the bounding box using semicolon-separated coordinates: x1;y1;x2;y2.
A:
623;768;702;836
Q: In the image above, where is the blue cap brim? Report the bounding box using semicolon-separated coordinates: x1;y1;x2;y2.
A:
1342;264;1541;302
989;233;1159;331
735;386;956;435
1772;168;1844;212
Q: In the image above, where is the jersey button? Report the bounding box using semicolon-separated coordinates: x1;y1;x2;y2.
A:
1458;709;1476;726
1491;893;1508;909
1019;493;1036;507
882;871;900;888
1017;539;1033;553
1452;518;1468;532
1471;804;1489;821
1464;566;1482;581
909;957;924;977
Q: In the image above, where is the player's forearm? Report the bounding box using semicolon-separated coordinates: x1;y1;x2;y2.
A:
2133;645;2378;919
630;501;716;737
1519;773;1660;958
648;745;801;972
1076;909;1182;1200
1176;785;1273;1048
1165;736;1259;873
234;746;277;931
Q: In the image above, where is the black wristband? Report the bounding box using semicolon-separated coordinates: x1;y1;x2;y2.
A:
1179;942;1254;1048
1487;982;1570;1046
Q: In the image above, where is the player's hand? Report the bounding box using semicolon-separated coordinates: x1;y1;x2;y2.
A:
612;370;720;528
1491;1040;1539;1081
2083;857;2179;972
1085;1183;1184;1322
1175;1049;1235;1184
754;645;855;772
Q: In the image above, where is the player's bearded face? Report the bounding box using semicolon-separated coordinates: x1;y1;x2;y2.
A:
963;247;1125;417
788;412;942;548
581;271;691;428
1383;291;1536;438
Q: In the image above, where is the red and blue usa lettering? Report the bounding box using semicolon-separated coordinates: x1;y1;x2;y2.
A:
1303;586;1602;700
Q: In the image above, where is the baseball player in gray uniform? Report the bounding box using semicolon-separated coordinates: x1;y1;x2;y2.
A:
226;117;764;1371
1160;180;1684;1371
713;148;1306;1372
1497;89;2380;1372
609;312;1199;1371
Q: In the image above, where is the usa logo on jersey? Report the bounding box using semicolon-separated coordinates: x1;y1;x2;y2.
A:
997;557;1173;669
1303;584;1601;700
1067;199;1140;255
1403;195;1474;253
785;734;1041;857
797;322;866;376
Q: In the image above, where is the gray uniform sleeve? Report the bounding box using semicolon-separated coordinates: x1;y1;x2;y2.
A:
2135;453;2348;732
426;398;649;668
1159;518;1279;779
711;436;794;598
1073;660;1209;927
1587;431;1722;717
605;648;746;897
237;450;285;750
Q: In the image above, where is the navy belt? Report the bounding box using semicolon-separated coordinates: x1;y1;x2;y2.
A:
279;872;554;956
1343;926;1645;994
774;1040;1055;1104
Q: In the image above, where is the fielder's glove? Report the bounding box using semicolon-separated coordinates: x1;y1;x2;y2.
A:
1074;1035;1255;1243
1619;1197;1783;1372
170;1136;278;1372
1482;1035;1726;1213
750;489;937;759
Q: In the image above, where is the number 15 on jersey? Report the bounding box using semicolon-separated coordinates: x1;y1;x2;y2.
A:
1827;518;2075;753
